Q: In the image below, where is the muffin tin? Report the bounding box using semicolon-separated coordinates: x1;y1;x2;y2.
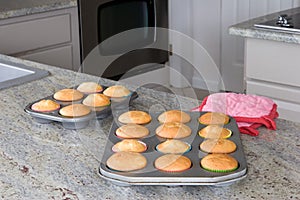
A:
24;85;138;129
98;111;247;186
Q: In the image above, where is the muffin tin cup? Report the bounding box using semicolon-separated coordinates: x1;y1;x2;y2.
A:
24;85;138;129
99;111;247;186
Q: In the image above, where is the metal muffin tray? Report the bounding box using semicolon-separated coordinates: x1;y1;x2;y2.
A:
24;85;138;129
99;111;248;186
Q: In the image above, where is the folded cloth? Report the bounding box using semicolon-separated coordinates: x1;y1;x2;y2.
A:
192;93;279;136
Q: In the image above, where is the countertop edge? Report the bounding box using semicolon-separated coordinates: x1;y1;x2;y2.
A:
229;7;300;44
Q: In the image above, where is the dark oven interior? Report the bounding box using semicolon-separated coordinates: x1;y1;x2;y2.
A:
78;0;169;80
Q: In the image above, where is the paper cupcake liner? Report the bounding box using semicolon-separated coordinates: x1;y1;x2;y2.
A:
198;129;232;139
201;165;238;173
155;165;192;173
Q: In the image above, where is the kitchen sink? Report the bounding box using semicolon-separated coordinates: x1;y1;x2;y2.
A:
0;58;49;90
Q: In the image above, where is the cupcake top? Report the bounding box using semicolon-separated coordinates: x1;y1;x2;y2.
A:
103;85;131;98
200;138;237;153
158;110;191;123
53;89;84;101
116;124;149;139
59;104;91;117
200;153;238;172
31;99;60;112
154;154;191;172
106;152;147;172
156;122;192;139
77;82;103;93
82;93;110;107
112;139;147;153
198;125;232;139
156;139;190;154
198;112;229;125
118;111;152;125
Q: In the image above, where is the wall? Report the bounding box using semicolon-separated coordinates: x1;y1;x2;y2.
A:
169;0;300;92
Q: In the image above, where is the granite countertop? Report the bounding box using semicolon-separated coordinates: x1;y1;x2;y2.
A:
0;54;299;199
0;0;77;19
229;7;300;44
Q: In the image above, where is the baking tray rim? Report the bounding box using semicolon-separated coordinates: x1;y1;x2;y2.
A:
98;167;248;186
99;165;247;184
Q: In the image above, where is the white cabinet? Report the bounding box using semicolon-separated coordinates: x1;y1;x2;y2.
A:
245;38;300;122
0;7;80;71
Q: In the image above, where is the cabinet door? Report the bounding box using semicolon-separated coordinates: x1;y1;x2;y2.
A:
20;45;73;70
0;14;71;55
245;38;300;87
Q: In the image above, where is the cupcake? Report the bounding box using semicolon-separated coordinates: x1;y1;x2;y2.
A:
59;104;91;117
112;139;147;153
77;82;103;93
156;122;191;139
200;138;237;153
118;111;152;125
106;152;147;172
156;139;191;154
31;99;60;112
82;93;110;107
103;85;131;98
198;125;232;139
158;110;191;123
53;89;84;101
198;112;230;125
116;124;149;139
154;154;191;172
200;154;238;172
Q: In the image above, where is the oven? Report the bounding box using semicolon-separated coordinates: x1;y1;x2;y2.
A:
78;0;169;80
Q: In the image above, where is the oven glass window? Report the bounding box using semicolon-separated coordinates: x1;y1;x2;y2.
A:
98;0;155;55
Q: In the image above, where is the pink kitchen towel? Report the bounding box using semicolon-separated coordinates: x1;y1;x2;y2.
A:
192;93;279;136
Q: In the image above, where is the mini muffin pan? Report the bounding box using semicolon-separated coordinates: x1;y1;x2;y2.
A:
99;111;247;186
24;85;138;129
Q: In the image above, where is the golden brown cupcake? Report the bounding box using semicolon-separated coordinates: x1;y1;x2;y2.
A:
82;93;110;107
59;104;91;117
200;138;237;153
156;139;191;154
53;89;84;101
198;125;232;139
155;122;192;139
118;111;152;125
31;99;60;112
158;110;191;123
106;152;147;172
198;112;230;125
103;85;131;98
77;82;103;93
154;154;191;172
112;139;147;153
200;154;238;172
116;124;149;139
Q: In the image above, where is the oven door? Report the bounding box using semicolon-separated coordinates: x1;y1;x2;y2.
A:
78;0;169;80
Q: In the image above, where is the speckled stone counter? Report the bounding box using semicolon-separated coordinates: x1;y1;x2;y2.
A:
229;7;300;44
0;54;299;199
0;0;76;19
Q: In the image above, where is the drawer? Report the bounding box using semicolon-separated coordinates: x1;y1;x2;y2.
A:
245;38;300;87
20;45;73;70
272;99;300;123
0;14;71;55
247;80;300;122
247;80;300;104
